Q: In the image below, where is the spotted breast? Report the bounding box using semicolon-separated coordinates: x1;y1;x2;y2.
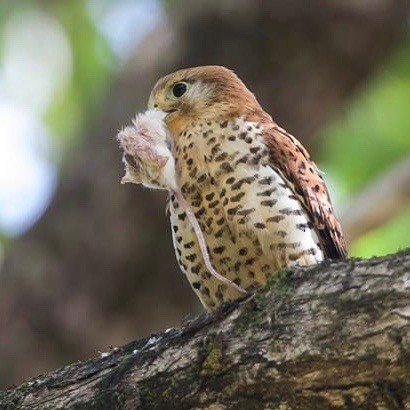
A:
169;118;324;309
147;65;347;311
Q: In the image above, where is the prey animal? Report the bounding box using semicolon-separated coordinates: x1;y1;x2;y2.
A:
118;65;347;311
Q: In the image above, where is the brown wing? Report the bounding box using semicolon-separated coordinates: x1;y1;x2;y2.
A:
263;123;347;259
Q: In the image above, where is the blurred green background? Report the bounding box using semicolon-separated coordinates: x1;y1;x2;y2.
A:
0;0;408;389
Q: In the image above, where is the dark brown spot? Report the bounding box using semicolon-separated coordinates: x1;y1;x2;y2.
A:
227;206;240;215
231;176;255;190
230;192;245;202
259;176;273;185
213;246;225;254
235;155;249;165
201;287;210;296
195;207;206;217
215;152;228;162
214;228;224;238
279;208;302;216
276;230;287;238
184;241;195;249
245;258;256;266
271;242;301;250
177;212;186;221
202;271;211;280
261;199;278;207
191;264;201;274
239;248;248;256
297;222;313;231
237;208;255;217
189;167;197;178
211;144;221;155
257;188;277;196
186;254;197;262
254;222;266;229
221;162;234;173
267;215;285;223
192;282;201;289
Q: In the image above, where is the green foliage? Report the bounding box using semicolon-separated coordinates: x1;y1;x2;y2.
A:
323;42;410;193
46;0;115;149
352;208;410;258
321;40;410;256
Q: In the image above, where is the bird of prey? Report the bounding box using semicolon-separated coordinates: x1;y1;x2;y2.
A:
133;65;347;310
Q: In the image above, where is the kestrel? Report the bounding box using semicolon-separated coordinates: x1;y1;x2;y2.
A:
123;65;347;311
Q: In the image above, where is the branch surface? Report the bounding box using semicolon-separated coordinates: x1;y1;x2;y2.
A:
1;250;409;409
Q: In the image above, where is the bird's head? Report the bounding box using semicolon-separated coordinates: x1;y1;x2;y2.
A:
148;65;266;136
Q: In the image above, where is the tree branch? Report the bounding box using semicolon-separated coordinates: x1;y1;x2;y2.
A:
1;250;409;409
341;155;410;246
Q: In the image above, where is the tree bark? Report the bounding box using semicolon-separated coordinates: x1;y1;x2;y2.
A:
1;0;409;388
1;250;409;409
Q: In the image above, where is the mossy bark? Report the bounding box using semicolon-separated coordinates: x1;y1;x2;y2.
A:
1;250;409;409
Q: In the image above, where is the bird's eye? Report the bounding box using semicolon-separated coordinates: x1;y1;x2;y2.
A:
172;82;187;98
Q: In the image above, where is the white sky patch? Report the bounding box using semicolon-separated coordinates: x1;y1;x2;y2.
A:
0;3;162;238
87;0;164;60
0;102;57;236
0;9;70;237
2;10;72;115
